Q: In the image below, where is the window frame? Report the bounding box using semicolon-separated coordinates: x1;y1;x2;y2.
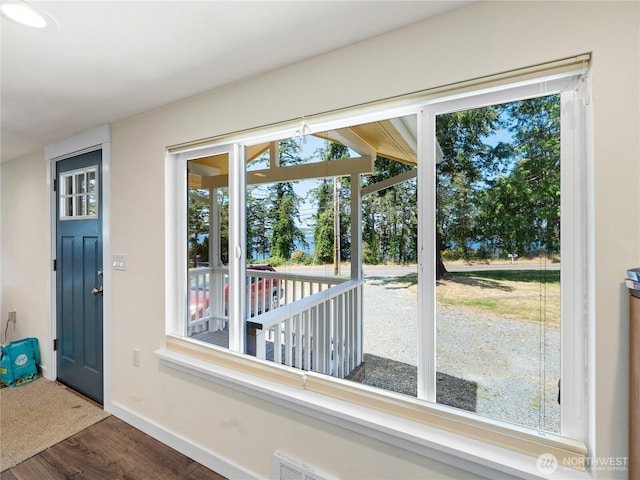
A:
58;165;99;220
418;84;588;439
163;61;591;479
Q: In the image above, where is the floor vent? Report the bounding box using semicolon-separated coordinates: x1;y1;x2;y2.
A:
273;452;337;480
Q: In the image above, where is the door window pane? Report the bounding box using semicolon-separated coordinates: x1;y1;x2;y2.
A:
76;196;85;216
75;173;86;193
87;194;97;216
64;176;73;195
88;171;97;193
65;197;74;217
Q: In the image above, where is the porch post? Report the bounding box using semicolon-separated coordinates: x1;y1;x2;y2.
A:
210;188;219;268
351;173;363;366
350;174;362;281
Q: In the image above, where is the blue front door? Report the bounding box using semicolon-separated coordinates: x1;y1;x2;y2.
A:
56;150;103;403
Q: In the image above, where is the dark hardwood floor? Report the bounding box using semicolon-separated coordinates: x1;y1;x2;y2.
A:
3;416;226;480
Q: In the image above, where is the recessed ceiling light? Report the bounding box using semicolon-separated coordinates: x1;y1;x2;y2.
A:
0;1;56;30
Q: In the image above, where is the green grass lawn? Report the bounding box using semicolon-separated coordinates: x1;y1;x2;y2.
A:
454;269;560;284
394;269;560;326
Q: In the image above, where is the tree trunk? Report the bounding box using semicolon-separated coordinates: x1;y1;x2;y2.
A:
436;231;448;280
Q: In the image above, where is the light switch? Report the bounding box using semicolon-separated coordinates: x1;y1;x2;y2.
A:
113;254;126;271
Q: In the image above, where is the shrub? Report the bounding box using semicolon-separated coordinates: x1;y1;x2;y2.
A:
442;247;465;261
290;249;307;264
263;256;285;267
362;243;379;265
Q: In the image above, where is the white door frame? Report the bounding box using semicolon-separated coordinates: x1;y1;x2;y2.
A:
45;125;113;410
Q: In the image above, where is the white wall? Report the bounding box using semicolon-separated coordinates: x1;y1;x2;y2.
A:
0;152;50;370
2;1;638;479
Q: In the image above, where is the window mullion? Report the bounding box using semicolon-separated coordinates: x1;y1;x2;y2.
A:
228;144;247;353
417;107;436;402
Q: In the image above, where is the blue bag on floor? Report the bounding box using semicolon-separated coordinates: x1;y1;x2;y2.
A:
0;337;40;388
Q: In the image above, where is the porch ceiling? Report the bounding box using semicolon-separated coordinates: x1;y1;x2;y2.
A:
316;117;418;166
188;115;418;189
190;144;270;176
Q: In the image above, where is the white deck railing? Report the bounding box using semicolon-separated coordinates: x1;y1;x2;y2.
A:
187;267;348;336
188;267;217;335
251;279;364;378
187;266;362;378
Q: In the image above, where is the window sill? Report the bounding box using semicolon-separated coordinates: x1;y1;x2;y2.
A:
156;336;589;480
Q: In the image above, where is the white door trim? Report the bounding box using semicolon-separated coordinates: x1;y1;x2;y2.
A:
45;125;112;410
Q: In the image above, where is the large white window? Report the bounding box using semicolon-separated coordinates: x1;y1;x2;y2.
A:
163;57;590;476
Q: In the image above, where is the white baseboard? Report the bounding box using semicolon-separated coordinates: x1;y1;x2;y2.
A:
106;401;259;480
39;364;53;380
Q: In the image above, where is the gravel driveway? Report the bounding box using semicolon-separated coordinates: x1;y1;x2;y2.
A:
362;274;560;433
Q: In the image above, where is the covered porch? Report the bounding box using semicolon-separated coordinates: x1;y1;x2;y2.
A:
189;266;363;378
186;117;426;380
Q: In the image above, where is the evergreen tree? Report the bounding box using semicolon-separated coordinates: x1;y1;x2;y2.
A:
268;139;307;260
477;95;560;257
436;94;560;261
246;186;269;261
435;105;507;268
187;189;210;267
361;156;417;265
312;179;334;263
311;142;351;264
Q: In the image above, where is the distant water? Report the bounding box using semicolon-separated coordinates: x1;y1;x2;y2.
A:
199;231;315;260
251;233;315;261
295;233;315;254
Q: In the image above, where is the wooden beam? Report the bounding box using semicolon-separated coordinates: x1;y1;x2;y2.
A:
188;191;209;203
361;168;417;196
269;142;278;169
203;155;374;189
390;117;417;153
323;128;377;159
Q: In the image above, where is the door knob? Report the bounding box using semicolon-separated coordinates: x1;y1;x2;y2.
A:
92;286;104;296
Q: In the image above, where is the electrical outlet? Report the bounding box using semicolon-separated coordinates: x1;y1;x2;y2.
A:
8;311;16;323
132;348;140;367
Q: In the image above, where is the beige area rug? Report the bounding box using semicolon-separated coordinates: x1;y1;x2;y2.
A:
0;377;110;471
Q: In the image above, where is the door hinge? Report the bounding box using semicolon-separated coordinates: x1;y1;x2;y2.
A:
53;339;58;351
53;179;57;192
53;259;57;271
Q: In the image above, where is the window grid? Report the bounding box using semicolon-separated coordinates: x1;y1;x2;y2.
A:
59;166;98;220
